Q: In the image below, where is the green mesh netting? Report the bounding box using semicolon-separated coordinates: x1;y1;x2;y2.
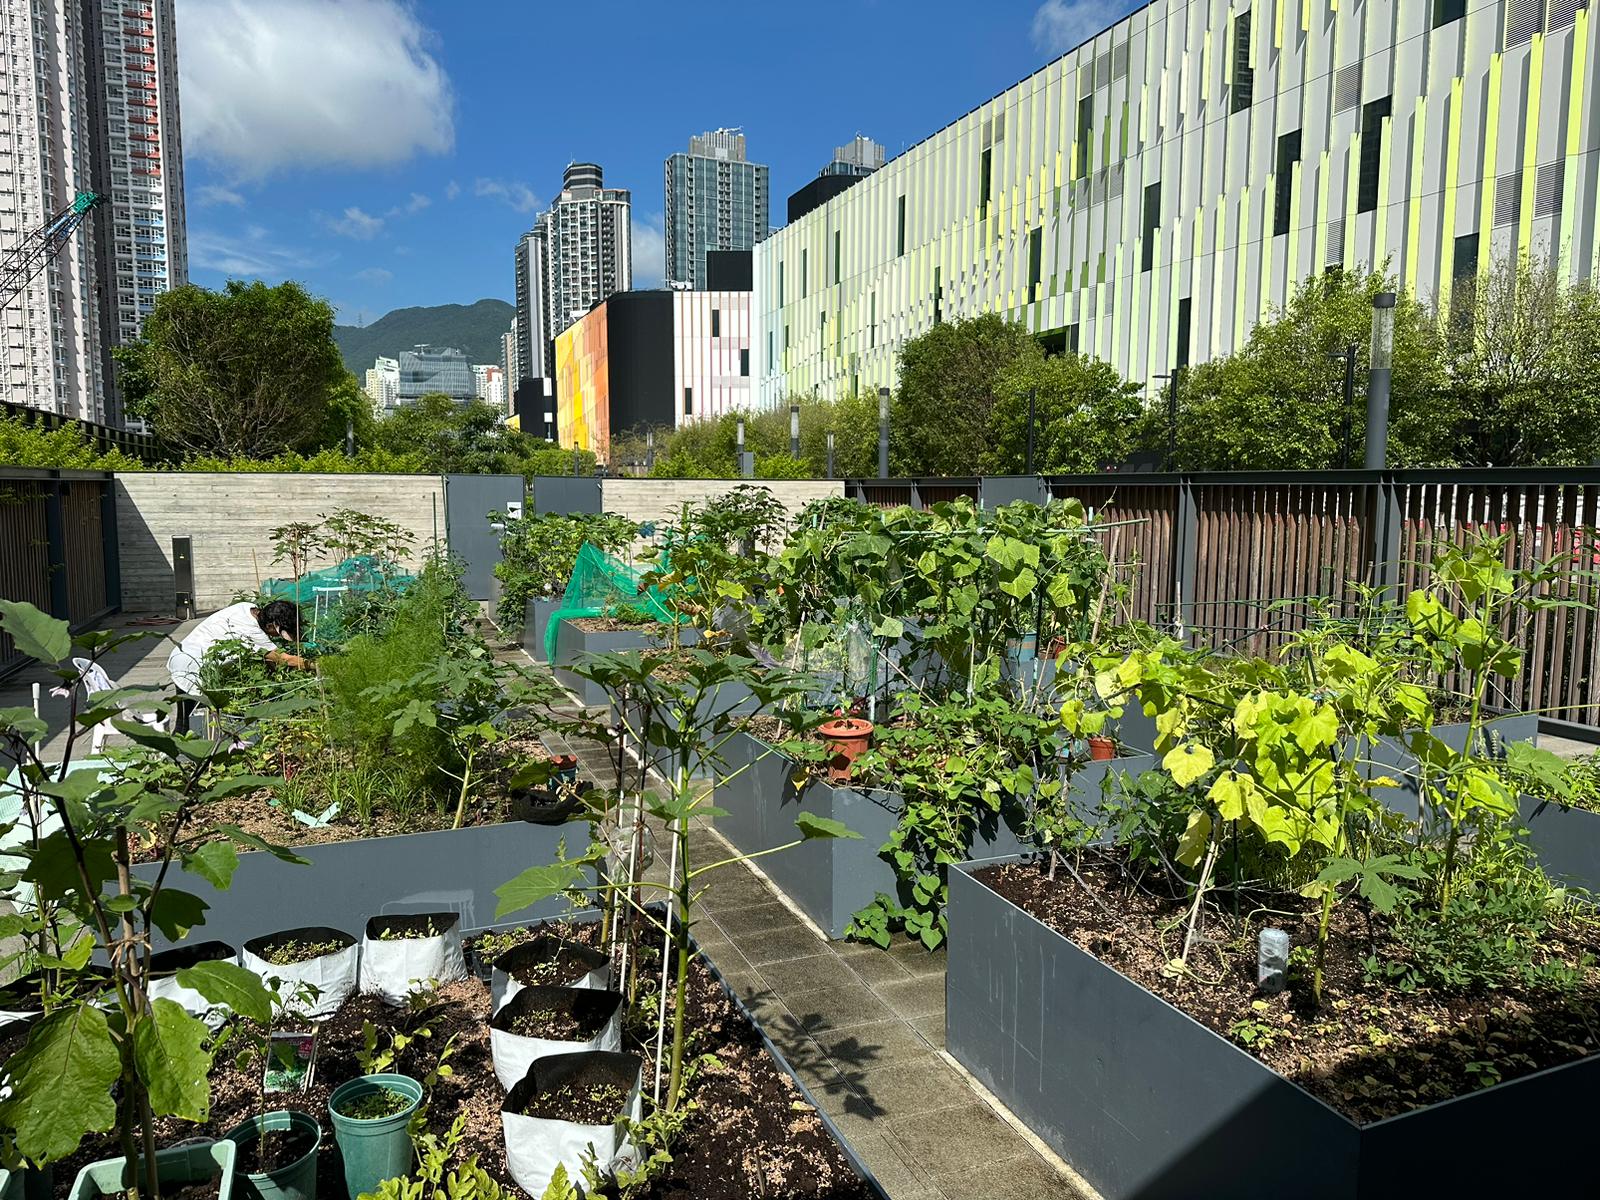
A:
261;555;415;647
544;542;678;661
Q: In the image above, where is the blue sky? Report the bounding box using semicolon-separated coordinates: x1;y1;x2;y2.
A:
178;0;1136;326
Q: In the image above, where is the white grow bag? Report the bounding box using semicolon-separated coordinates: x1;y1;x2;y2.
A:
490;936;609;1013
489;984;624;1091
500;1050;642;1198
241;926;359;1018
359;912;467;1005
148;941;237;1029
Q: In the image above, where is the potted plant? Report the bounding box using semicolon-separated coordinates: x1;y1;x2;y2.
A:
241;927;359;1020
463;926;536;982
815;715;873;782
358;913;467;1006
498;1050;642;1197
68;1142;238;1200
491;936;609;1013
222;1112;321;1200
489;984;625;1090
327;1075;423;1200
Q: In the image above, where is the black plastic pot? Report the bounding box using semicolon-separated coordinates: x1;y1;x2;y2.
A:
510;779;592;825
491;936;610;1011
946;855;1600;1199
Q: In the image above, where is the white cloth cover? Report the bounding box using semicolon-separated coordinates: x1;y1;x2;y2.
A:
360;924;467;1006
241;941;359;1019
501;1078;640;1197
490;1007;622;1091
491;961;609;1015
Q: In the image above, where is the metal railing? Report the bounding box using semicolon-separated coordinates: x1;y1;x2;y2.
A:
0;398;159;462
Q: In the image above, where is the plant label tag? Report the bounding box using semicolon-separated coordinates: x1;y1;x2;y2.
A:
265;1029;318;1093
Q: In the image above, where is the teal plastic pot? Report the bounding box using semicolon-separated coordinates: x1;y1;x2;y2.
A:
328;1074;423;1199
223;1110;322;1200
68;1139;236;1200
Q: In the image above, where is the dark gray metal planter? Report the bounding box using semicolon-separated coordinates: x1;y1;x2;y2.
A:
1361;712;1539;820
130;820;582;952
946;856;1600;1200
521;598;564;663
1521;793;1600;895
712;731;1152;938
551;619;659;707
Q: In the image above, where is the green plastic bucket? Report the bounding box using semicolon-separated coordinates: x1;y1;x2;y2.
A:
327;1074;422;1199
68;1140;236;1200
223;1109;322;1200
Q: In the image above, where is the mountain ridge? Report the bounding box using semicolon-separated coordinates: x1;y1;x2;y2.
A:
334;298;513;375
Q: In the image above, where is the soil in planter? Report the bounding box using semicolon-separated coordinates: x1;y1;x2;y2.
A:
233;1124;320;1174
499;939;603;989
975;854;1600;1125
55;920;871;1200
570;616;661;634
467;927;536;964
107;1182;217;1200
256;936;347;965
513;1074;631;1123
333;1087;412;1120
372;917;447;940
503;993;609;1041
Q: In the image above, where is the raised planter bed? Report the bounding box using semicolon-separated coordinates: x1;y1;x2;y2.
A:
521;597;565;663
551;618;687;706
712;730;1153;938
1521;793;1600;894
1361;712;1539;820
946;855;1600;1200
129;820;583;952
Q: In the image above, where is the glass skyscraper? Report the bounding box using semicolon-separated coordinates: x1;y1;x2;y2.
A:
664;129;769;290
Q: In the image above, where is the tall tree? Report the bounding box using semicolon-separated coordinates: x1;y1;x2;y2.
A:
991;353;1144;473
137;281;346;457
892;313;1043;475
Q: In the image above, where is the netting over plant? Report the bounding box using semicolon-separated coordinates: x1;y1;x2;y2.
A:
544;542;679;660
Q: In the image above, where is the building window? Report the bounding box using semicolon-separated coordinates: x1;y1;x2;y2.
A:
1274;130;1301;235
1028;227;1043;297
1076;96;1094;176
768;330;774;365
1175;297;1192;370
801;249;808;298
1357;97;1392;213
1141;182;1161;272
1452;233;1480;281
1231;12;1254;113
778;261;784;302
1433;0;1466;25
740;348;750;376
870;293;877;347
896;194;907;256
683;386;693;415
711;308;720;337
934;266;943;324
980;146;993;218
834;230;842;283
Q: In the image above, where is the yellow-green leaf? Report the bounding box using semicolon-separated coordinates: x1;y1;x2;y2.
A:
1163;743;1216;788
1176;809;1212;868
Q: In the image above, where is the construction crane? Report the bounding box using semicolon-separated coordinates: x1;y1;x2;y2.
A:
0;190;104;310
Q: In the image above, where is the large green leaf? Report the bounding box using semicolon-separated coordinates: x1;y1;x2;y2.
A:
174;959;271;1024
22;831;115;899
795;812;862;841
182;840;240;890
0;1003;119;1162
200;774;283;802
0;600;70;665
133;998;211;1121
214;824;311;865
146;887;209;940
0;707;48;742
494;862;587;919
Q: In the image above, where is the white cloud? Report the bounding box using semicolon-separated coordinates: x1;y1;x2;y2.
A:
356;267;394;285
631;212;665;289
196;184;245;207
325;206;385;239
387;192;431;217
1031;0;1129;55
189;228;322;277
445;180;461;201
179;0;454;179
473;178;541;214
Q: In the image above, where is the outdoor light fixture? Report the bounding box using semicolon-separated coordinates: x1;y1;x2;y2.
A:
790;403;801;458
878;387;890;479
1364;291;1396;470
826;430;835;479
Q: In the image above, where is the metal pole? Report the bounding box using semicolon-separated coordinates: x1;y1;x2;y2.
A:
1025;387;1037;474
345;420;354;457
826;430;835;480
878;387;890;479
1364;292;1396;471
790;403;800;459
572;440;581;476
645;428;655;472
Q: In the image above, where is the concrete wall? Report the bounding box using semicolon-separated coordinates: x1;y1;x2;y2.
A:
598;478;842;535
114;472;446;612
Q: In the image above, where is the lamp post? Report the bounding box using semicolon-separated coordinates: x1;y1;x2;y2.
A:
645;427;655;473
826;430;835;479
878;387;890;479
790;402;801;459
1364;292;1396;470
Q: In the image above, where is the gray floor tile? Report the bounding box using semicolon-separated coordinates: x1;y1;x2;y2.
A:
846;1055;976;1119
883;1102;1022;1177
909;1012;947;1049
835;943;917;986
739;924;829;966
703;901;795;938
780;978;896;1034
755;951;849;996
884;937;948;977
872;971;948;1019
938;1153;1092;1200
810;1018;932;1069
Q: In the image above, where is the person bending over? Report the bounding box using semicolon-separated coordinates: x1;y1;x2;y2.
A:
167;598;311;698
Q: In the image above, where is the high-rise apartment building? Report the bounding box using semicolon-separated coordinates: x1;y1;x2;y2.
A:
821;136;885;178
757;0;1600;405
511;162;631;388
788;135;886;223
363;356;398;412
665;129;769;290
0;0;186;426
501;321;518;410
472;363;504;410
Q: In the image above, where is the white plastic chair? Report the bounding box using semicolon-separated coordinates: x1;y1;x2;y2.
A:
73;658;169;753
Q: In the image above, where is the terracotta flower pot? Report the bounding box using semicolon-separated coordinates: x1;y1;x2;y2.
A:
1087;735;1116;762
817;718;874;783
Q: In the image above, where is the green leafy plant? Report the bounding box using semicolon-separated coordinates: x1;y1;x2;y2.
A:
359;1112;505;1200
491;511;639;629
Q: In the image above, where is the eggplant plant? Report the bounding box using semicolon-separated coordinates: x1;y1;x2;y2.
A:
0;600;299;1194
493;647;858;1114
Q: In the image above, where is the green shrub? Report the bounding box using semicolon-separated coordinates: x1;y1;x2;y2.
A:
491;511;638;629
0;416;141;469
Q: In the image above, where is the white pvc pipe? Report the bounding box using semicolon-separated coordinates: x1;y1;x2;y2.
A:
652;815;681;1106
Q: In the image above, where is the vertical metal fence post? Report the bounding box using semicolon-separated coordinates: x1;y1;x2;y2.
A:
101;475;122;613
43;477;69;621
1172;476;1199;643
1370;474;1404;601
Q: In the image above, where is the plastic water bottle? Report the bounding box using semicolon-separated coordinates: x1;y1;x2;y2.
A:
1258;928;1290;994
